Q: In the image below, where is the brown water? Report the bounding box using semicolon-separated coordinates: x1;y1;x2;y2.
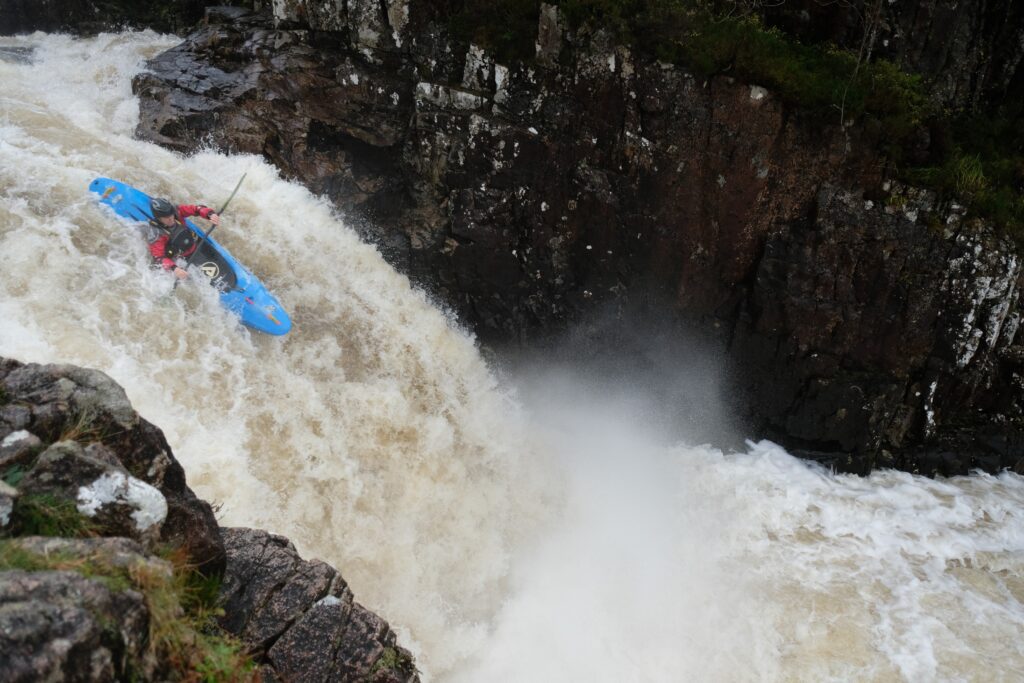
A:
2;32;1023;682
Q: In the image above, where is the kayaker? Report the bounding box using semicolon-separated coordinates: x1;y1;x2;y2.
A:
147;197;221;279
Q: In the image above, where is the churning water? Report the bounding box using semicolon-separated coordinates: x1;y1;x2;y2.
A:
2;32;1023;682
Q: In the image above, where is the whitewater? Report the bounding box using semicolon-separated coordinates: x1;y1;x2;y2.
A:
2;32;1023;682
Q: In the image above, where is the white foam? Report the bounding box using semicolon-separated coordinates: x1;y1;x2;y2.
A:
1;31;1023;683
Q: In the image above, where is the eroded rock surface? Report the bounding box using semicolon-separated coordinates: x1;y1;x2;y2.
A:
0;538;158;682
219;527;419;682
0;358;224;570
133;6;1024;474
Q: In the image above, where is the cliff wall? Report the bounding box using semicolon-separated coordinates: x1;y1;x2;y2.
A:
129;4;1024;474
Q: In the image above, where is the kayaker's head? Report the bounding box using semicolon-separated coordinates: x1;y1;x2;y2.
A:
150;198;177;228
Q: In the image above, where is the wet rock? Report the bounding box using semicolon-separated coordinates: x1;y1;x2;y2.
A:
1;359;419;682
133;10;1024;474
0;0;208;36
732;185;1024;473
0;358;223;572
219;527;419;682
0;566;150;682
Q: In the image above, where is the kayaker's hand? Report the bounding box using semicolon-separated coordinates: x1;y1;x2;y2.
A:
209;212;221;226
173;267;188;280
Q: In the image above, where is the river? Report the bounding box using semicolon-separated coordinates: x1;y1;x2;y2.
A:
2;31;1023;682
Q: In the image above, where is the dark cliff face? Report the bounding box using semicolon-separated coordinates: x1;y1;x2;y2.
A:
131;5;1024;475
0;0;211;35
735;186;1024;473
753;0;1024;110
133;7;878;337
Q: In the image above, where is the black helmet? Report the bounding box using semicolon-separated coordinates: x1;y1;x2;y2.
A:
150;198;175;219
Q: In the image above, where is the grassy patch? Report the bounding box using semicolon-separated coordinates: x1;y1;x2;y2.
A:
904;105;1024;238
135;547;254;682
0;540;254;682
371;645;417;677
57;409;123;445
2;493;99;538
2;464;27;488
0;541;136;592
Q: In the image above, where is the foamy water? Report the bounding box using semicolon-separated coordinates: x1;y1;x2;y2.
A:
1;32;1022;682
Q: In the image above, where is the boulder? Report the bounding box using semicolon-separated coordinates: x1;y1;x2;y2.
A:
219;527;419;682
0;536;161;682
0;358;224;572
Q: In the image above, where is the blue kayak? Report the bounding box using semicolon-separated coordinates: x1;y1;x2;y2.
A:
89;177;292;335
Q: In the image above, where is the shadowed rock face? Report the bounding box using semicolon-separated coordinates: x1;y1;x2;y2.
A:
0;568;149;682
132;6;1024;474
218;527;420;683
753;0;1024;109
0;0;210;35
0;538;161;683
734;185;1024;474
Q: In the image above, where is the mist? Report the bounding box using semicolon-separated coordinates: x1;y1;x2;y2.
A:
2;30;1024;683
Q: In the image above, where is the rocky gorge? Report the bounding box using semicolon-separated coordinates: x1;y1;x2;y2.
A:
2;2;1023;473
116;1;1024;475
2;3;1024;678
0;358;419;682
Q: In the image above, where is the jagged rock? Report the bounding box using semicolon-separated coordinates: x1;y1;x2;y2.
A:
535;3;562;66
219;527;419;682
733;185;1024;474
0;568;150;682
0;538;170;681
0;358;224;572
1;361;420;682
0;0;208;36
18;441;167;545
132;7;1024;473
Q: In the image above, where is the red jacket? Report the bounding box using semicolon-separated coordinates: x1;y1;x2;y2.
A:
149;205;217;270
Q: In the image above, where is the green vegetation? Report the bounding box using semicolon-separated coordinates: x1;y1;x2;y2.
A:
449;0;543;62
907;104;1024;238
0;541;134;592
445;0;1023;237
0;540;254;682
2;493;99;538
2;464;26;488
136;546;255;682
371;645;417;676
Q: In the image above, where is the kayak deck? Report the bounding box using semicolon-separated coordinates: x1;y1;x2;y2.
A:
89;177;292;335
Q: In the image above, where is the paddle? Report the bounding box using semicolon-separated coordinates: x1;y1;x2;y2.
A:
172;173;247;290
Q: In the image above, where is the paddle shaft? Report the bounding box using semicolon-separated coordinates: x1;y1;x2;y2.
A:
173;173;246;286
